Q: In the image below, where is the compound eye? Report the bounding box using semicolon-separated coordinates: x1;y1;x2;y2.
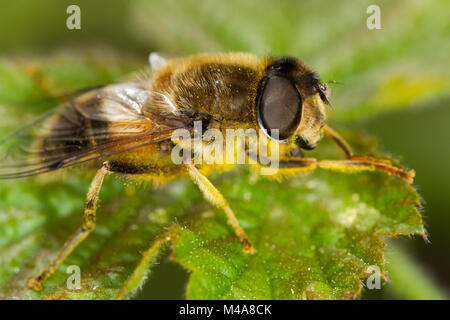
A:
257;75;302;141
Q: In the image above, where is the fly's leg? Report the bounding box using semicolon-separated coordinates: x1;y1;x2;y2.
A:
28;162;110;290
316;158;415;183
259;152;413;185
322;125;354;158
185;163;255;254
322;125;415;184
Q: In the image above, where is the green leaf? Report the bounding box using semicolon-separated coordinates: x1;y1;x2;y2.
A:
0;123;424;299
170;168;424;299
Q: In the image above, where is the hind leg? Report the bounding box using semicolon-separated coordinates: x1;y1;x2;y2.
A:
28;162;110;290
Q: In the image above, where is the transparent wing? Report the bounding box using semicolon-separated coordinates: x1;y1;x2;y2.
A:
0;82;192;178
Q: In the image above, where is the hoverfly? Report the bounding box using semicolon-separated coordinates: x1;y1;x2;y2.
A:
0;52;414;290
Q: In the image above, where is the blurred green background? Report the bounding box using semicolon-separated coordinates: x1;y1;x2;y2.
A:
0;0;448;299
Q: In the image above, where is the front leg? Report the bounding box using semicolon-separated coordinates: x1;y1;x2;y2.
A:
322;125;415;184
253;149;414;184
